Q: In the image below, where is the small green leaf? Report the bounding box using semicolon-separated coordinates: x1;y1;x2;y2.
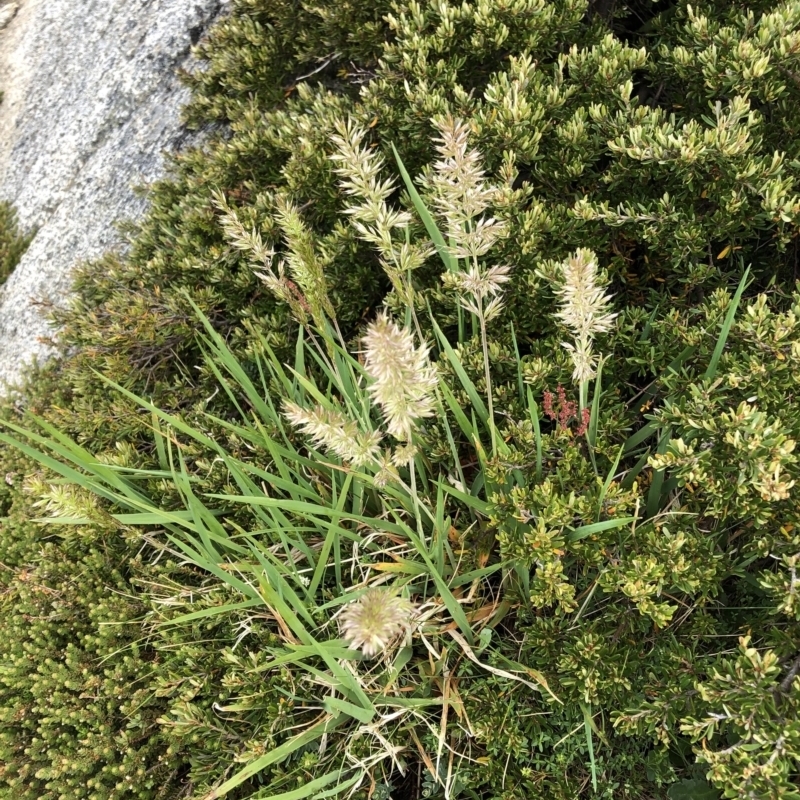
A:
667;778;720;800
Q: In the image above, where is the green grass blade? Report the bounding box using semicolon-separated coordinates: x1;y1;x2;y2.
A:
582;703;598;793
183;294;279;424
639;305;659;342
431;317;489;423
158;599;263;627
510;322;524;402
623;420;658;454
323;697;374;724
437;479;489;514
620;450;651;491
397;520;474;645
246;771;358;800
202;716;345;799
596;444;624;519
704;266;750;380
293;323;306;390
151;412;169;471
163;532;260;600
255;575;374;714
567;516;636;542
527;388;543;481
391;143;455;272
438;380;479;445
587;358;604;451
646;426;671;518
309;471;352;596
436;396;469;495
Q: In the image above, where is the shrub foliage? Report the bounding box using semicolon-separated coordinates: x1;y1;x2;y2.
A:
0;201;32;285
3;1;800;799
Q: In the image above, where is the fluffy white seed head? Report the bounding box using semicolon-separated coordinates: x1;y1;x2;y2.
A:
429;116;506;259
554;249;617;340
562;337;600;384
330;119;426;303
430;116;495;222
283;402;381;467
441;263;512;321
373;449;400;488
212;191;313;323
330;119;399;211
553;249;616;382
391;443;418;467
363;312;438;441
339;588;415;657
213;191;275;266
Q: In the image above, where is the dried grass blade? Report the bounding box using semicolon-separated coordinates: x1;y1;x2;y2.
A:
448;630;561;704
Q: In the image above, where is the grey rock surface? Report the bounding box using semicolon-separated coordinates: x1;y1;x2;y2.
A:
0;0;226;390
0;4;18;30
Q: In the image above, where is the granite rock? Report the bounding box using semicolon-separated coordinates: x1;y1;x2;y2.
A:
0;0;226;390
0;4;18;30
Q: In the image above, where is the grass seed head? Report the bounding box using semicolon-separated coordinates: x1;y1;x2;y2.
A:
363;311;438;441
429;115;506;259
553;248;616;382
283;402;381;467
554;248;616;341
339;588;415;657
